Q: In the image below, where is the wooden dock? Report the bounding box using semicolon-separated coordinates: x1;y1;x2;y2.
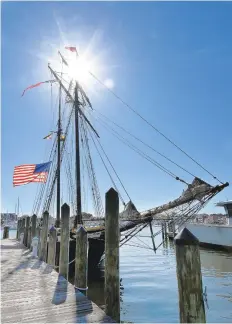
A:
1;239;114;323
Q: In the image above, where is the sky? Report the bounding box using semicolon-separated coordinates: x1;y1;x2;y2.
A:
1;1;232;217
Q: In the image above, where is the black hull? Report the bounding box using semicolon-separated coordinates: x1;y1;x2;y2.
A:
54;236;105;280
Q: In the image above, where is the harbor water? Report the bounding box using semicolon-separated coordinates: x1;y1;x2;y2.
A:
2;227;232;322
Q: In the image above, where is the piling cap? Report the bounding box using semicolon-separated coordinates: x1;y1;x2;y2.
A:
77;225;87;234
174;227;199;246
106;187;118;198
49;225;56;232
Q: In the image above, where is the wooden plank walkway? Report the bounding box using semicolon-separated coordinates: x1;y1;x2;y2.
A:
1;239;115;323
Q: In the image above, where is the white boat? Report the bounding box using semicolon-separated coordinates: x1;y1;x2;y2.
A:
172;200;232;252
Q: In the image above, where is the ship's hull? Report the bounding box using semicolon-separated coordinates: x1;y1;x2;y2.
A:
54;236;105;279
169;223;232;252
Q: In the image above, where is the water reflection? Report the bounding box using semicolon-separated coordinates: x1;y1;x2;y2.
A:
3;228;232;322
200;249;232;275
88;227;232;323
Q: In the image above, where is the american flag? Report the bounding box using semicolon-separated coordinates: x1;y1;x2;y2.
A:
13;162;51;187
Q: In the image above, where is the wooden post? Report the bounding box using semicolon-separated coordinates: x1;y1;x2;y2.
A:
47;226;57;267
164;221;167;238
161;222;164;239
104;188;120;322
16;219;20;239
31;214;37;239
3;226;9;239
23;216;30;246
20;218;25;242
37;225;41;257
59;203;70;279
174;227;206;323
27;223;32;249
74;225;88;295
39;211;49;262
173;221;175;238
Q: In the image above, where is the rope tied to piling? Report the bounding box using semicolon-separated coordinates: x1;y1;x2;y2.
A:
74;286;88;291
52;257;76;269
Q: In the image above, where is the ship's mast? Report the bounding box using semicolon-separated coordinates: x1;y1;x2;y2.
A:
74;83;82;227
56;82;62;228
48;60;99;229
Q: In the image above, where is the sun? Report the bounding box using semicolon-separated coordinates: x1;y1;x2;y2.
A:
67;56;94;86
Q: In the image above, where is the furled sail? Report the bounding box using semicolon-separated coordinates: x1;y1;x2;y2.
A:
118;177;215;232
140;177;213;218
120;201;141;220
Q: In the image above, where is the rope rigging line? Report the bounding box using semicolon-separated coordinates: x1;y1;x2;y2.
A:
64;149;75;210
93;109;198;179
86;69;223;184
120;223;149;247
32;96;58;215
85;120;127;206
33;135;58;215
118;185;219;252
151;190;220;252
79;116;105;217
43;100;75;212
92;114;189;184
32;85;60;216
80;129;101;217
85;117;132;202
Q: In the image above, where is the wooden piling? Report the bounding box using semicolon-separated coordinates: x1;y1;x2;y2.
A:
16;219;21;239
74;225;88;295
47;226;57;267
31;214;37;239
104;188;120;322
23;216;30;247
3;226;9;239
161;222;165;239
173;221;175;238
39;211;49;262
28;223;32;249
37;225;41;257
174;227;206;323
164;221;167;238
20;218;25;242
59;203;70;279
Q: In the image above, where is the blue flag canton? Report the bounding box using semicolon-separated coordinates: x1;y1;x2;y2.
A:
34;162;52;174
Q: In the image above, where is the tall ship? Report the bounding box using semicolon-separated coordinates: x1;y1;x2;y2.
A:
16;47;229;277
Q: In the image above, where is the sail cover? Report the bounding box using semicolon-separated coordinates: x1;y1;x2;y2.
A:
120;201;141;220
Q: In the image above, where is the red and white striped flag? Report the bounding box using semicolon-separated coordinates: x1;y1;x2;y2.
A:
13;162;51;187
65;46;77;53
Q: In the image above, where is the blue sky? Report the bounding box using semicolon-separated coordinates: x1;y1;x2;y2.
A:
1;1;232;216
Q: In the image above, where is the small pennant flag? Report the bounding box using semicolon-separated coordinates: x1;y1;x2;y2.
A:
13;162;52;187
65;46;77;53
43;133;53;140
21;80;56;97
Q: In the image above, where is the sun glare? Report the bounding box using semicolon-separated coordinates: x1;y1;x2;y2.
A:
68;56;94;86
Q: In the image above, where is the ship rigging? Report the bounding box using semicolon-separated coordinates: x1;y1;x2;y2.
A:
24;47;228;270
